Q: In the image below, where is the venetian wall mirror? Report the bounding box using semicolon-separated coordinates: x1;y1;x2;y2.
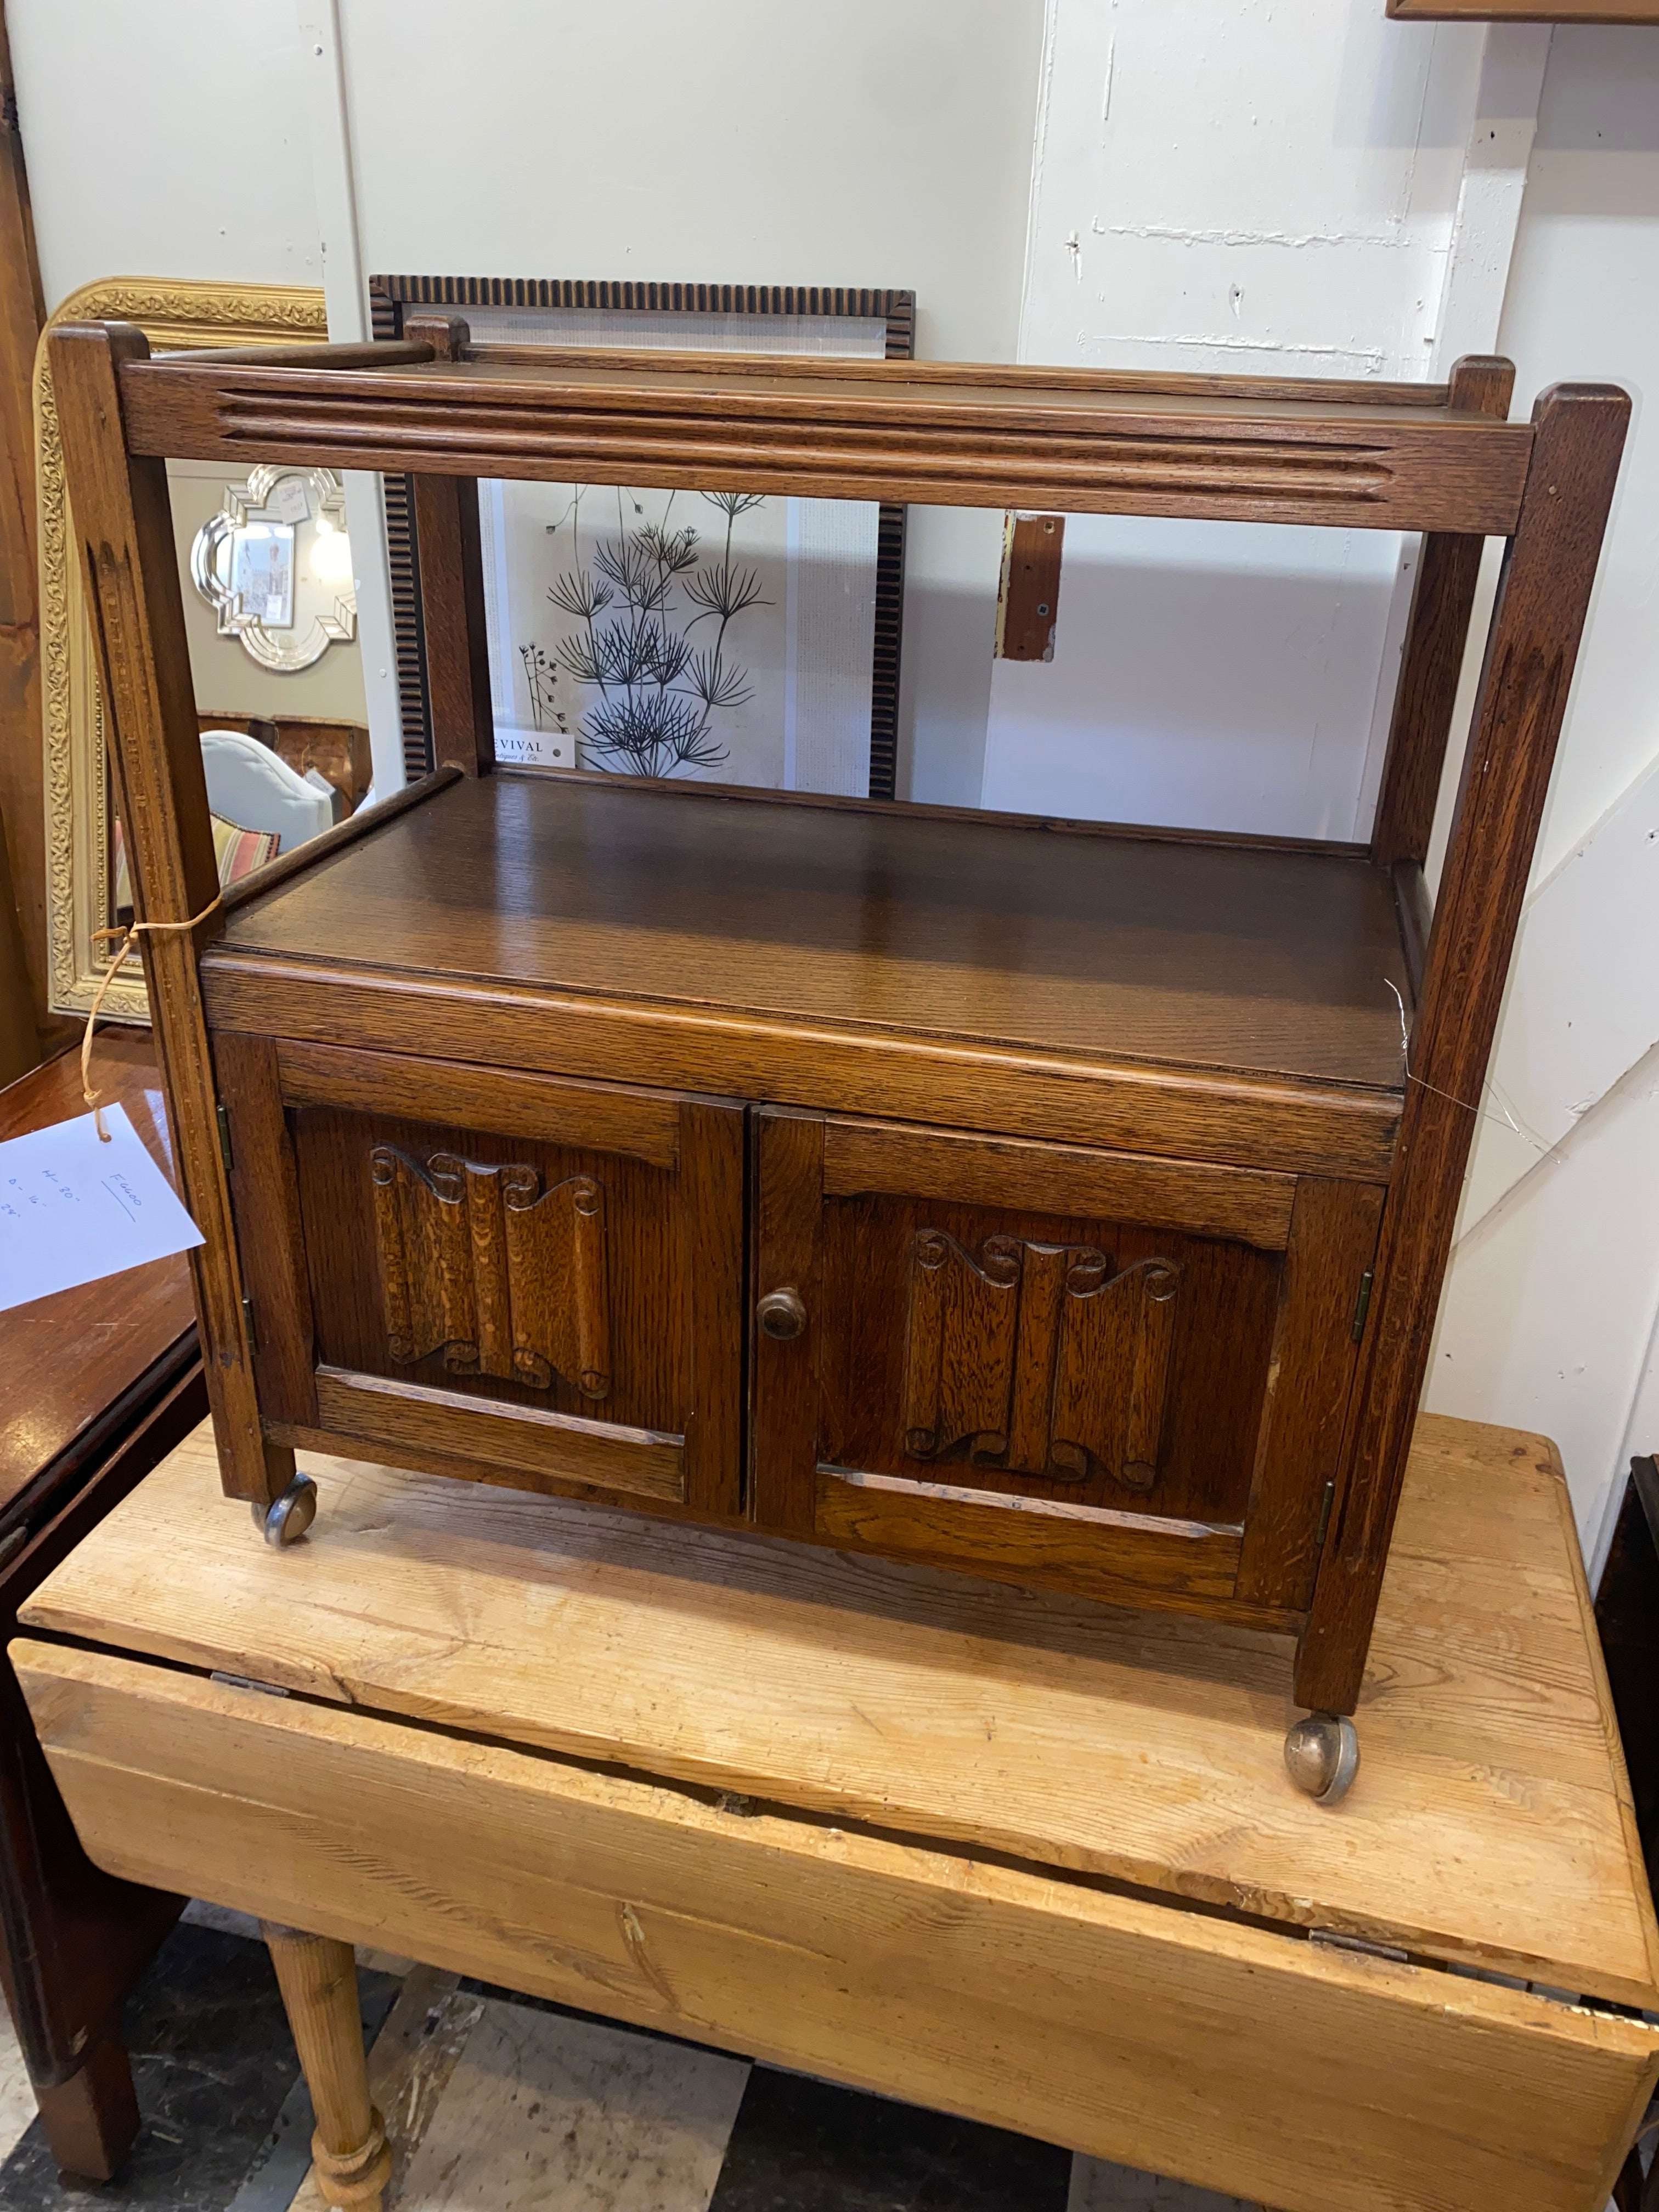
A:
190;464;358;672
37;278;371;1020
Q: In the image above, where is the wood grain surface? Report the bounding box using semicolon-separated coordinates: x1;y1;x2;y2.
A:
762;1109;1378;1610
1389;0;1657;19
408;469;494;779
1370;356;1515;871
113;349;1536;533
203;956;1402;1181
820;1119;1297;1250
311;1367;686;1504
1234;1175;1385;1606
22;1409;1659;2010
274;1040;684;1169
386;337;1478;407
261;1926;391;2209
400;314;495;778
215;771;1412;1094
19;1629;1655;2212
0;1032;194;1509
0;5;45;1048
50;323;286;1506
1299;385;1632;1714
214;1030;318;1430
218;766;460;917
810;1187;1277;1528
812;1467;1243;1607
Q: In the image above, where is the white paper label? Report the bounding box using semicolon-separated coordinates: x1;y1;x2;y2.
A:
493;727;572;769
268;473;312;524
0;1105;205;1313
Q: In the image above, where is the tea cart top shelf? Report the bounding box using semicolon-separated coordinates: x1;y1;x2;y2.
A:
118;340;1534;533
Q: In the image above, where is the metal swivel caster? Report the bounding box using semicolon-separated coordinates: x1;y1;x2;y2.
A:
1284;1712;1360;1805
252;1474;318;1548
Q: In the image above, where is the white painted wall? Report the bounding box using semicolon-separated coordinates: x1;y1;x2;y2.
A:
8;0;319;308
984;0;1488;837
1425;27;1659;1560
7;0;408;793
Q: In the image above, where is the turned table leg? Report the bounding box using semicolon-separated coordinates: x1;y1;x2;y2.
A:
261;1924;392;2212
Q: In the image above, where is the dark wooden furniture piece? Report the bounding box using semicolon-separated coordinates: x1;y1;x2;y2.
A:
49;317;1628;1798
1599;1455;1659;1910
195;712;372;814
0;1032;204;2179
368;274;916;796
996;512;1065;661
1389;0;1658;21
1597;1457;1659;2212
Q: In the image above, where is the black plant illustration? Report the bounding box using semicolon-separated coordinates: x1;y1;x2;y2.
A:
541;488;769;777
517;643;567;735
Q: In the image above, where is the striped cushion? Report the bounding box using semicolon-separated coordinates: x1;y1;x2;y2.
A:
112;814;281;913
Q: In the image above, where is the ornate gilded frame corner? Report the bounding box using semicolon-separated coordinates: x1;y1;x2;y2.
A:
38;277;328;1019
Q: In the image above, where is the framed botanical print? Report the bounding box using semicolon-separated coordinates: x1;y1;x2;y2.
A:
369;276;915;798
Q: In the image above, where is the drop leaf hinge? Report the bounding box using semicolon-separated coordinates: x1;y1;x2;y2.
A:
1351;1268;1374;1342
1315;1479;1336;1549
217;1103;234;1177
210;1671;289;1699
1310;1927;1408;1963
241;1296;257;1354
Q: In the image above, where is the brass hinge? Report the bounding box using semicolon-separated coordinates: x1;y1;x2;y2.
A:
1315;1479;1336;1549
217;1103;234;1177
1351;1268;1374;1342
241;1296;257;1354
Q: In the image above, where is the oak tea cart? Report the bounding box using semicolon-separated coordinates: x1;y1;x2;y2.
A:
52;313;1628;1802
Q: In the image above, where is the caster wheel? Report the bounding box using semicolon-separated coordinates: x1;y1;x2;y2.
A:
252;1474;318;1549
1284;1712;1359;1805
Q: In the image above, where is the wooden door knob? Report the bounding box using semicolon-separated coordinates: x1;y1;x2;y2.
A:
758;1288;808;1341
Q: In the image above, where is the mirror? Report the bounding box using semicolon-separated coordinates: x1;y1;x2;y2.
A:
189;464;357;672
36;278;374;1020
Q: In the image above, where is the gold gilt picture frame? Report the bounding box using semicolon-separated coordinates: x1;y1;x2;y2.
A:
37;277;328;1019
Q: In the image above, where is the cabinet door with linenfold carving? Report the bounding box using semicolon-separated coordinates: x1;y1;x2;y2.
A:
750;1108;1383;1617
215;1035;743;1519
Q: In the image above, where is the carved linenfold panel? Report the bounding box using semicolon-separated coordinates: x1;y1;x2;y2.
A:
369;1146;610;1399
900;1230;1178;1492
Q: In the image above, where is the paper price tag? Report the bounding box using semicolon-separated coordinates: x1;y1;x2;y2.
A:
494;727;572;769
268;473;312;524
0;1104;204;1313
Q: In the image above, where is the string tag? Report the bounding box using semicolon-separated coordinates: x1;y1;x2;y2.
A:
81;895;223;1141
1386;980;1548;1155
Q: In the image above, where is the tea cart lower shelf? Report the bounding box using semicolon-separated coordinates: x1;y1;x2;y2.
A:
14;1413;1659;2212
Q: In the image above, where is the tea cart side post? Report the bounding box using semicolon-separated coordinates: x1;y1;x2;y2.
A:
399;313;494;775
1369;352;1516;879
50;322;295;1515
1296;382;1631;1720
